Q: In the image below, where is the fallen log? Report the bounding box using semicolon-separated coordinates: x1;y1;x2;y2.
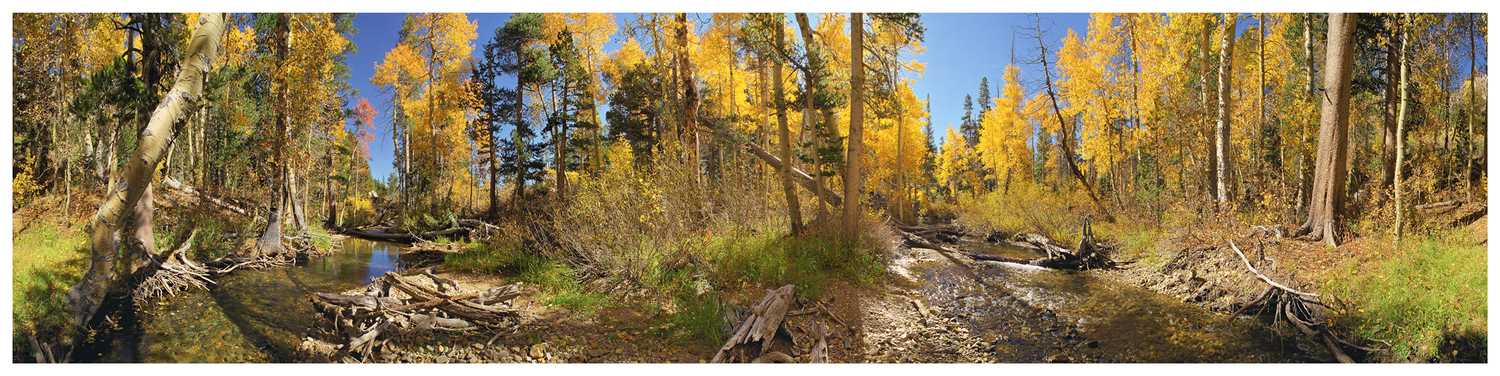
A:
161;176;250;217
742;142;843;207
713;284;797;363
900;221;1115;270
340;226;472;244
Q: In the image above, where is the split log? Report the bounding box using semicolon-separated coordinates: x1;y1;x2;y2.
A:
807;323;829;363
713;284;797;363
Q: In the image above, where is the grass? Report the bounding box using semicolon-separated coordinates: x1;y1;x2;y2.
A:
699;227;884;299
446;239;610;315
447;219;887;348
1324;228;1488;361
12;216;89;343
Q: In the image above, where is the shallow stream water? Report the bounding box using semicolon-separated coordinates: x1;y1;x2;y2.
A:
914;240;1319;362
79;238;405;362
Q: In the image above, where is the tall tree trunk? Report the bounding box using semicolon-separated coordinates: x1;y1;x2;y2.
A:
67;13;225;331
795;13;831;217
513;43;528;212
772;18;804;235
1381;16;1399;190
488;128;499;219
843;13;866;237
1201;17;1216;200
555;82;569;204
325;148;336;228
1465;14;1478;201
1296;13;1357;247
1395;14;1410;240
675;13;702;186
258;14;291;256
1298;13;1317;213
1214;14;1236;207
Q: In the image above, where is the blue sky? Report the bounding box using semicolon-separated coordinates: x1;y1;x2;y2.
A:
344;13;1107;181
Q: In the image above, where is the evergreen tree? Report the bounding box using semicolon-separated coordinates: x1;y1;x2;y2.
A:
977;76;992;116
960;94;978;146
494;14;550;203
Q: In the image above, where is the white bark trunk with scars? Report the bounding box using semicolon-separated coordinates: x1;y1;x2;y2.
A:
67;13;225;329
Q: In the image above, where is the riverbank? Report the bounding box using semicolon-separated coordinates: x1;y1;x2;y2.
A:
953;188;1488;362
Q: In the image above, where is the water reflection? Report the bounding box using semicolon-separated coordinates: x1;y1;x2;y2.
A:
952;241;1310;362
132;237;405;362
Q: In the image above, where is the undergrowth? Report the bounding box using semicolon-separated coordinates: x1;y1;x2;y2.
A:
1325;228;1487;362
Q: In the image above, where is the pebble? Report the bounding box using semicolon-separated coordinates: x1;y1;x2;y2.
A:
529;343;548;359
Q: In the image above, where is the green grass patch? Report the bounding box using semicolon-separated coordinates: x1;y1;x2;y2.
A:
12;219;88;339
668;289;727;348
701;228;884;299
1325;228;1487;361
445;240;609;315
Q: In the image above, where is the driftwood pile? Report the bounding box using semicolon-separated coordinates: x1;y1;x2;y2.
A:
308;270;523;360
900;220;1115;270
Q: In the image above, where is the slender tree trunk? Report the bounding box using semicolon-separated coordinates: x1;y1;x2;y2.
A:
1296;13;1358;247
1298;13;1317;213
1395;14;1409;241
256;14;292;257
1258;13;1270;196
772;19;804;235
555;82;569;204
1381;17;1399;190
67;13;224;331
513;43;528;212
795;13;831;216
843;13;866;237
1214;14;1236;207
1466;14;1478;201
1201;17;1216;200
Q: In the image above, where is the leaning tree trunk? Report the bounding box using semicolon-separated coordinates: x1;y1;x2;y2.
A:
1296;13;1357;247
66;13;225;330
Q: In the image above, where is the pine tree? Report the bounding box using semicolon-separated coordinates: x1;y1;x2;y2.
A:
960;94;978;146
977;76;992;117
